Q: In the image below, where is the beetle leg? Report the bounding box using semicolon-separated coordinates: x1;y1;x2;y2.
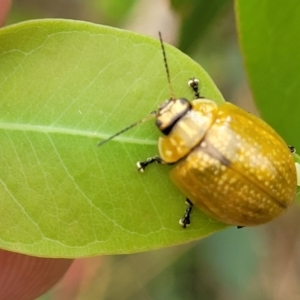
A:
237;226;244;229
188;78;201;99
288;145;296;153
136;155;165;172
179;199;193;228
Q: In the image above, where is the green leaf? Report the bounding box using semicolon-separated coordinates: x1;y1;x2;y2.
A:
0;19;225;258
92;0;137;24
171;0;231;53
235;0;300;148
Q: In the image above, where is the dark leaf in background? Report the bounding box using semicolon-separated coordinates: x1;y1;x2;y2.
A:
171;0;231;53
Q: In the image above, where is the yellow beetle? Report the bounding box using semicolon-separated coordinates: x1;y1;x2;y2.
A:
100;33;297;228
137;77;297;228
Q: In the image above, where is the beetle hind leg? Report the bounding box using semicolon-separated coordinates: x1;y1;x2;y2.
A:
288;145;296;153
136;155;164;172
179;199;193;228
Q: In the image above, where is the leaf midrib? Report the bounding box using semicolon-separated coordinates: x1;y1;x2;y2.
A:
0;122;157;145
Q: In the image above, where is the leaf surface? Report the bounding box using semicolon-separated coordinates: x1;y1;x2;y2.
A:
0;19;225;257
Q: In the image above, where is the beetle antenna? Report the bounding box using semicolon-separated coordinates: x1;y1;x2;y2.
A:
98;33;172;147
159;31;175;100
97;112;156;147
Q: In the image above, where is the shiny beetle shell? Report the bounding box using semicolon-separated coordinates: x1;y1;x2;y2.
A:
156;96;297;226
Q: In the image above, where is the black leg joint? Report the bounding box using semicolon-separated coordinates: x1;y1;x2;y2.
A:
288;145;296;154
179;199;193;228
188;78;201;99
137;155;164;172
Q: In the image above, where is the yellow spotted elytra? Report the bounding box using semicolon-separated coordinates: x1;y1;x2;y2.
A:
99;33;297;228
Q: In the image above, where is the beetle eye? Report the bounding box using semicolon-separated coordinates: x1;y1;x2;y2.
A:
156;98;191;135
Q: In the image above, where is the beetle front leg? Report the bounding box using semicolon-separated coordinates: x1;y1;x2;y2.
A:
136;155;165;172
179;199;193;228
188;78;201;99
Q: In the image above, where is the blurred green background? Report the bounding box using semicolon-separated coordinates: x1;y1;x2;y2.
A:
5;0;300;299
